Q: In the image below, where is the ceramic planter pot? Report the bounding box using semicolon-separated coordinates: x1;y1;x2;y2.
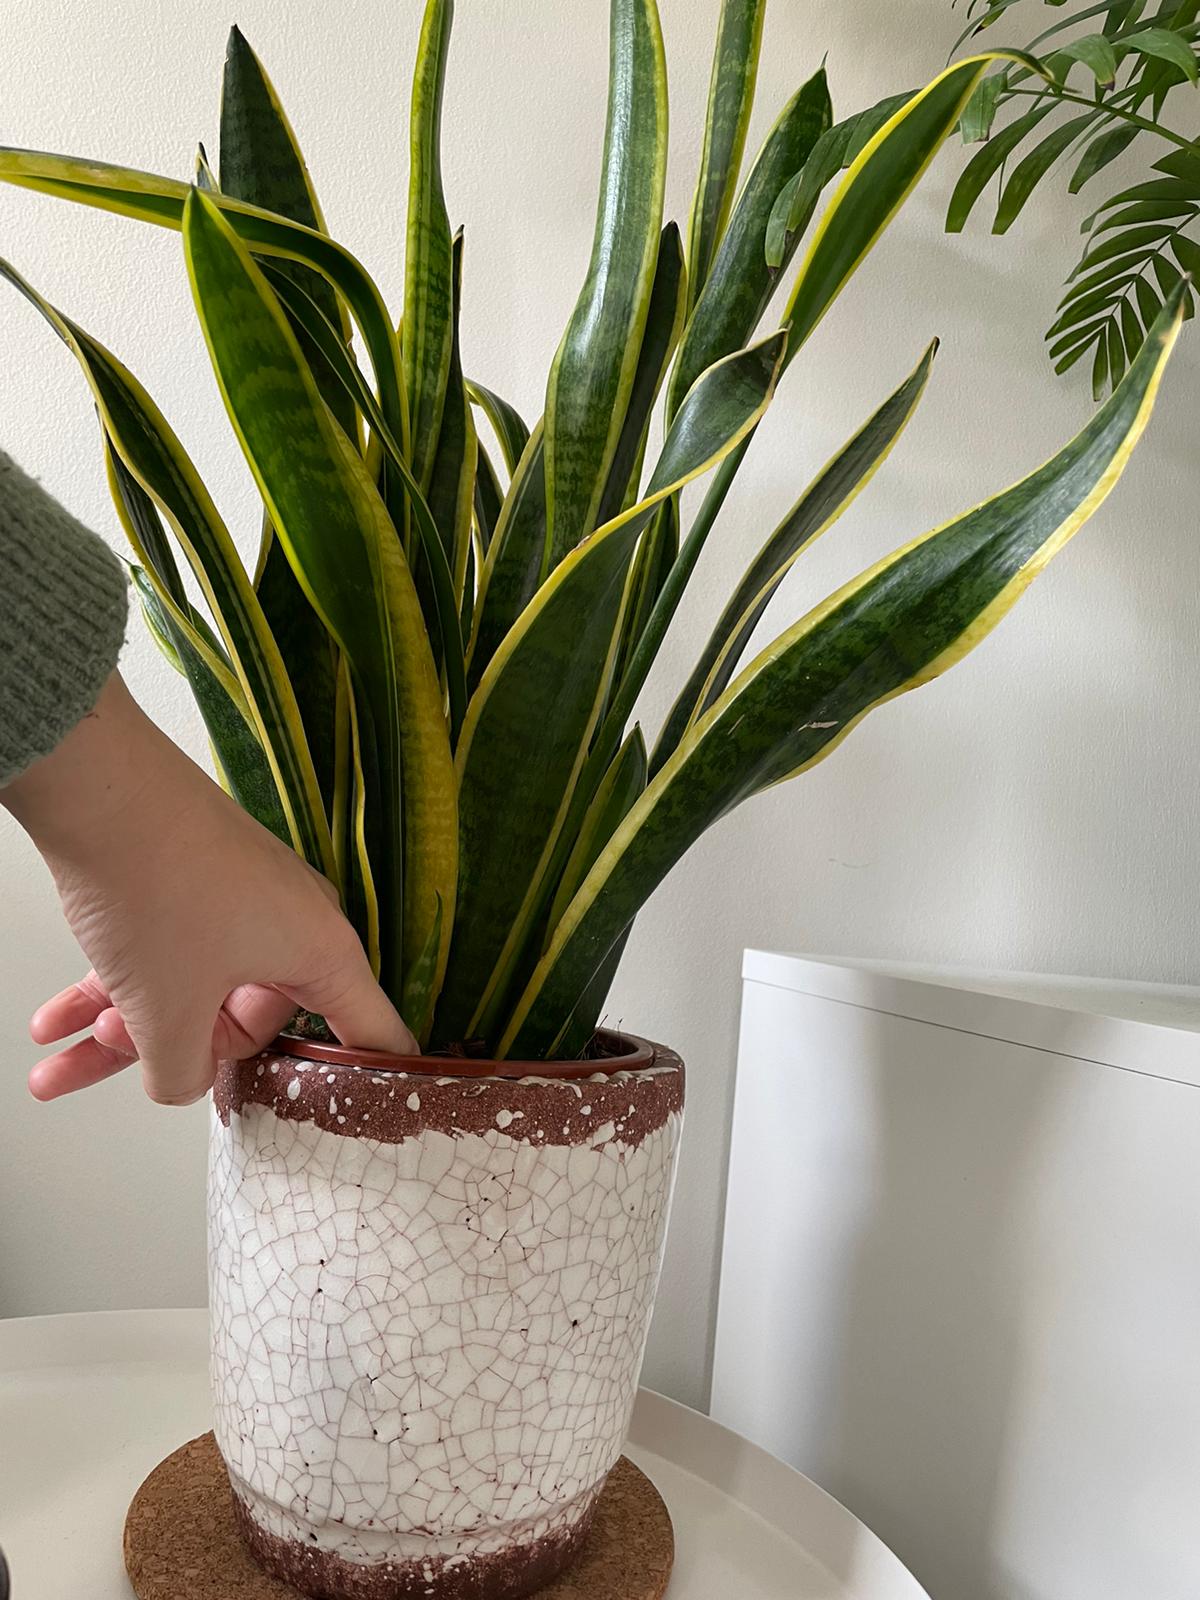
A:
208;1030;684;1600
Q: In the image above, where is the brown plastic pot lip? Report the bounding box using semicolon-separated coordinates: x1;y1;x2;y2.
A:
262;1026;660;1082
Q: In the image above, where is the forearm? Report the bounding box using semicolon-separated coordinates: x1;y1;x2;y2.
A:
0;451;128;786
2;672;166;857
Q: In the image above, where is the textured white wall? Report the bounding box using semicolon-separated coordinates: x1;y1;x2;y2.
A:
1;0;1197;1410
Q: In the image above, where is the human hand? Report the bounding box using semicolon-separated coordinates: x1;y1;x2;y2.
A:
2;672;416;1104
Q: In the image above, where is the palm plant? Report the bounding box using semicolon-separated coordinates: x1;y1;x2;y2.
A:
946;0;1200;394
0;0;1183;1060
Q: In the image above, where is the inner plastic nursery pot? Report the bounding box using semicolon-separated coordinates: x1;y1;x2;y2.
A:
208;1030;685;1600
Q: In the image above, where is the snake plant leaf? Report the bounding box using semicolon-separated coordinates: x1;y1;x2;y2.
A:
0;253;337;884
502;286;1184;1059
596;223;686;528
466;424;547;688
108;452;238;702
221;25;328;233
466;383;530;478
0;148;406;458
686;0;767;314
260;261;468;736
653;340;939;772
473;442;504;553
183;189;456;995
132;564;290;844
785;53;1045;360
545;730;649;1055
469;220;682;693
102;429;189;613
601;56;1038;792
342;681;384;976
425;229;478;661
526;730;647;1061
219;24;358;439
195;143;218;191
764;94;914;271
543;0;668;570
548;726;648;935
435;330;786;1048
612;498;678;695
404;0;456;491
400;893;445;1048
669;67;831;420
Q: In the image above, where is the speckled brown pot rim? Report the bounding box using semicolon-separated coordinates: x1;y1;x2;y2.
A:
268;1027;655;1081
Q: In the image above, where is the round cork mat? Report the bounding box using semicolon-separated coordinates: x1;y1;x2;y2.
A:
124;1433;674;1600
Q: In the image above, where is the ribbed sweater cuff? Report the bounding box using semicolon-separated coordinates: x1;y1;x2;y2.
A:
0;452;128;785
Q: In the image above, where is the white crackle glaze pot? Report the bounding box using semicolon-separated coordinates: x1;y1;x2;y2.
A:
208;1030;684;1600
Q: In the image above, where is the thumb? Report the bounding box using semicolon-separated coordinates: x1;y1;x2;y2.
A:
133;998;220;1106
283;929;418;1056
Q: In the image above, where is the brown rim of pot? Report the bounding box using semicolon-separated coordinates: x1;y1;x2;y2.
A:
266;1027;657;1082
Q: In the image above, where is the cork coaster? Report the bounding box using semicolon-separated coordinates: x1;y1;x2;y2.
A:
124;1433;674;1600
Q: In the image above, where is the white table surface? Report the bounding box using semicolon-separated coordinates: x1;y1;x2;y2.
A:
0;1310;928;1599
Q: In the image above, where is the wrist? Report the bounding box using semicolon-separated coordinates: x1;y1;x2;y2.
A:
1;673;172;860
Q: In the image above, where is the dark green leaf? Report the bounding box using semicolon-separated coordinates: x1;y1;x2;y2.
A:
596;222;686;527
466;382;530;477
184;189;456;995
132;563;290;843
947;102;1058;232
1107;317;1127;388
1135;272;1164;324
1125;25;1199;84
686;0;766;311
1170;229;1200;274
1092;199;1198;235
466;426;547;688
995;111;1101;234
548;728;648;935
260;260;467;737
0;148;407;465
1069;124;1139;193
669;67;831;417
219;26;357;439
653;339;939;771
436;331;785;1049
425;228;477;711
1072;222;1177;275
961;72;1006;143
1059;32;1119;85
1119;294;1145;358
0;254;337;880
543;0;668;567
787;56;1023;354
1091;329;1110;397
502;289;1184;1057
404;0;456;491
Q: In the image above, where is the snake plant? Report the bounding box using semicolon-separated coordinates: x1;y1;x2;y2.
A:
0;1;1183;1058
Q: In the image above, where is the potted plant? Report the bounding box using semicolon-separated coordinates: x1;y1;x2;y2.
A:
0;2;1182;1596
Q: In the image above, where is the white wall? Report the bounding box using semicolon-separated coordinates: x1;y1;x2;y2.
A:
2;0;1198;1410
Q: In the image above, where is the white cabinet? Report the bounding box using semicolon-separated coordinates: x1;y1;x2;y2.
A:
712;954;1200;1600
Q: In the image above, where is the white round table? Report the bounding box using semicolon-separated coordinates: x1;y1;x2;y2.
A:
0;1310;927;1599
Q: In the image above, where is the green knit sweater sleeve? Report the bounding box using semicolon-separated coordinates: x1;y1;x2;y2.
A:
0;451;128;785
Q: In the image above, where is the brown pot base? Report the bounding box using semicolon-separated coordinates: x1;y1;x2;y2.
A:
124;1433;674;1600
